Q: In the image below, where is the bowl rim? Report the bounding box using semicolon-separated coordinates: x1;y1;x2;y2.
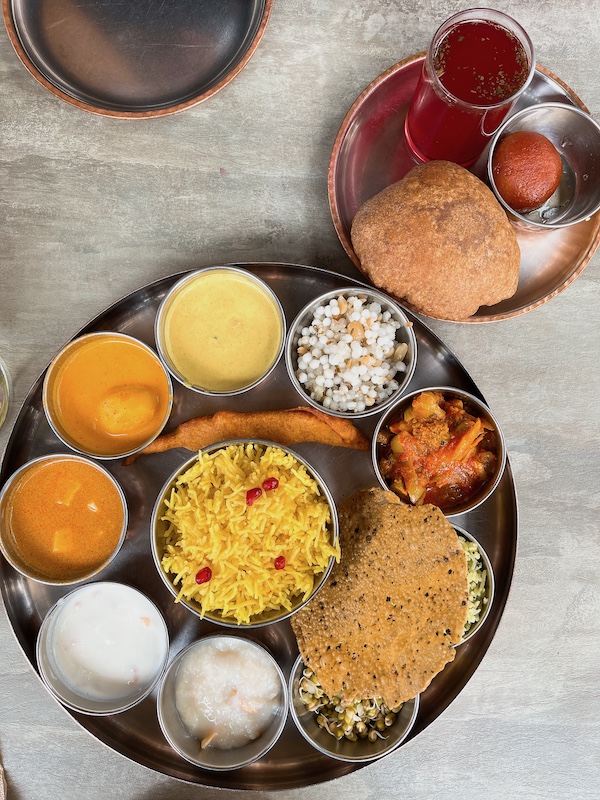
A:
284;284;418;419
287;653;420;763
452;524;496;644
154;265;287;396
0;453;128;585
371;385;507;518
151;439;340;628
41;330;174;460
0;358;10;429
36;581;170;715
156;633;289;771
487;101;600;228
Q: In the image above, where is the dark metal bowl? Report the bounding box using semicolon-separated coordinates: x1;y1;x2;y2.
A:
3;0;273;117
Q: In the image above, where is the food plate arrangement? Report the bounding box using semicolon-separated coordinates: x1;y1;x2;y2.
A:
0;263;517;790
329;54;600;321
2;0;273;117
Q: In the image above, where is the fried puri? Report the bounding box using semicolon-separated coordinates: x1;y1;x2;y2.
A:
350;160;521;320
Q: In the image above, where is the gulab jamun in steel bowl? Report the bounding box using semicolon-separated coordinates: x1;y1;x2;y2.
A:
372;387;506;518
487;102;600;230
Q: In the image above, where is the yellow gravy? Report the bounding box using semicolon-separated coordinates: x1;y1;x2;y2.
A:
162;270;283;393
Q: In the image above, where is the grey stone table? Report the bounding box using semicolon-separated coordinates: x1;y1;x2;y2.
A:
0;2;598;799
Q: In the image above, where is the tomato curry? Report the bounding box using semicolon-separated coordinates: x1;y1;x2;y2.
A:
377;391;497;510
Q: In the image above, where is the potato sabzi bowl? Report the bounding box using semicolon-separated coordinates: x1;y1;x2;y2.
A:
372;386;507;518
0;264;517;788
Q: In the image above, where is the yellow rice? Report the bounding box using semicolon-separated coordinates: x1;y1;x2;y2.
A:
160;443;339;624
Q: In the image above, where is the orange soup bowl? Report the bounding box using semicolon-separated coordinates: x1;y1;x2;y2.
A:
42;332;173;459
0;454;128;585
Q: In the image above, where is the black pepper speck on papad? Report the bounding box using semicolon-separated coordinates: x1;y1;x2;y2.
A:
291;487;468;705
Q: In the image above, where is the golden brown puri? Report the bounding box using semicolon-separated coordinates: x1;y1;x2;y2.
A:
350;160;520;320
292;488;468;706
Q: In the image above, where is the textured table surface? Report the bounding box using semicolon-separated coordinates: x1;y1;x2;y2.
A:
1;2;599;799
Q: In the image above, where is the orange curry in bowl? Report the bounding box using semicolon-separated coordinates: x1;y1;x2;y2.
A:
43;333;172;458
376;390;498;510
0;455;126;583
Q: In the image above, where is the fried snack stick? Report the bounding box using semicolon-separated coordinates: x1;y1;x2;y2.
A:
124;406;369;464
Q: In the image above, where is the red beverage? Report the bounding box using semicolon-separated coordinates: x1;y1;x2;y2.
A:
405;10;534;166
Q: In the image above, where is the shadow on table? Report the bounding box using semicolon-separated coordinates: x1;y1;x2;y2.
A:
131;786;266;800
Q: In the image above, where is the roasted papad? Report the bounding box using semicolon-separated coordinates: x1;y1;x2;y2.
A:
291;487;469;705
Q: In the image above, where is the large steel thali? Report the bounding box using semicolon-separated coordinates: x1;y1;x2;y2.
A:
0;263;517;790
329;54;600;322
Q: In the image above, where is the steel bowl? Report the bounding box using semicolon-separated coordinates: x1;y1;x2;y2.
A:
36;582;169;715
0;454;128;585
487;102;600;230
372;387;507;518
157;635;288;771
0;358;9;429
151;440;339;628
42;331;173;460
285;287;417;419
155;266;286;396
288;655;419;763
453;525;495;644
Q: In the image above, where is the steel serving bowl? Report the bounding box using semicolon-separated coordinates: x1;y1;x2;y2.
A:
372;387;507;518
36;582;169;715
453;525;495;644
0;454;128;585
42;331;173;460
285;286;417;419
155;266;286;396
487;102;600;230
288;655;419;763
0;358;9;430
151;439;339;628
157;635;288;771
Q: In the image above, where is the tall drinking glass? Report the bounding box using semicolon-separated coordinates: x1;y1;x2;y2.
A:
0;359;9;430
405;8;535;167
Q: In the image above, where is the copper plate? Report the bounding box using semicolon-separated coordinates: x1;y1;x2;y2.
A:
0;264;517;789
328;54;600;322
2;0;272;117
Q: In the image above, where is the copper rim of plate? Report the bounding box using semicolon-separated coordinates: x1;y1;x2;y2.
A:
2;0;274;118
328;53;600;323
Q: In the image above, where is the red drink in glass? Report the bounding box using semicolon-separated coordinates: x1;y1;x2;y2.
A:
405;9;535;166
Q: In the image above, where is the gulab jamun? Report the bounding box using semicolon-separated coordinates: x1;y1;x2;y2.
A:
492;131;563;213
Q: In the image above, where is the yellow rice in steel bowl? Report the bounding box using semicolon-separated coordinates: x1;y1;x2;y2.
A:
156;441;339;626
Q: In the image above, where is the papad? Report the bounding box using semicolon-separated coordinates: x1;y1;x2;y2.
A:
291;487;468;705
